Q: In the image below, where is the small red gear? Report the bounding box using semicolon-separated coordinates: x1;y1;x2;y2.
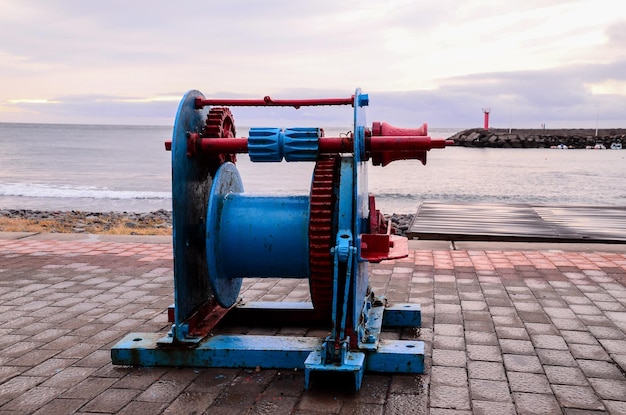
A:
308;156;340;321
201;107;237;168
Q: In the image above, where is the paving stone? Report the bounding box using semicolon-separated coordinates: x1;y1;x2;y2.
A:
513;392;563;415
531;334;569;350
495;326;530;340
429;384;471;410
467;361;506;381
579;315;615;327
597;339;626;354
382;393;426;415
469;379;512;402
562;409;608;415
536;349;578;367
434;323;464;337
499;338;536;355
544;365;588;386
464;331;498;345
569;344;611;361
471;400;516;415
433;335;465;351
552;384;606;411
508;372;552;393
551;318;587;331
466;345;502;362
545;307;578;319
464;320;495;333
612;354;626;372
525;323;560;335
488;306;517;317
1;386;64;412
461;300;488;311
159;391;215;415
79;388;141;413
432;349;467;367
492;315;525;327
560;330;600;345
503;354;543;373
518;311;552;324
430;366;468;387
435;312;464;324
588;378;626;401
577;359;625;380
587;325;626;340
603;400;626;414
429;409;471;415
31;398;87;415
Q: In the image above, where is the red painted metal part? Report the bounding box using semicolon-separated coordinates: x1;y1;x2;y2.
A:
168;134;453;159
371;121;427;137
360;194;409;263
195;96;354;109
181;134;451;159
187;298;234;338
308;156;340;322
168;298;234;337
361;234;409;263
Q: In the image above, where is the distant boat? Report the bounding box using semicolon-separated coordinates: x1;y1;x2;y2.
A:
593;143;606;150
556;144;568;149
610;142;622;150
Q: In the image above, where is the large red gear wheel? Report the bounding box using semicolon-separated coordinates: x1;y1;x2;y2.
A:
201;107;237;172
309;156;340;321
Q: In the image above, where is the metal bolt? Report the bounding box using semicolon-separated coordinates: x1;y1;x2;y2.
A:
358;94;369;107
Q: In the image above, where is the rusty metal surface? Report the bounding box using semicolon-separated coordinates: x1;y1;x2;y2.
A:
408;201;626;243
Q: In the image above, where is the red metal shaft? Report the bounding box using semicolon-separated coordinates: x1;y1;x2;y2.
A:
195;96;354;109
197;137;249;154
191;135;452;155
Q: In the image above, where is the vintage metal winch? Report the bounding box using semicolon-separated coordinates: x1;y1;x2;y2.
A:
111;88;452;391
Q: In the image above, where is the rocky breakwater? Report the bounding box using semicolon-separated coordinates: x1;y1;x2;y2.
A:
451;128;626;149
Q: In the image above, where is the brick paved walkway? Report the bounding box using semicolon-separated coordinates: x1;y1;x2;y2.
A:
0;235;625;414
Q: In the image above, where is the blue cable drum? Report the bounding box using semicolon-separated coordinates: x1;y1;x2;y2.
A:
205;162;310;307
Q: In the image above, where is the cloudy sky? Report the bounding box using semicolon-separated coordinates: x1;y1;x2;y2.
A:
1;0;625;129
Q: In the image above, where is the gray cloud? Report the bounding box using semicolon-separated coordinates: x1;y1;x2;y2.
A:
7;57;625;129
1;1;624;130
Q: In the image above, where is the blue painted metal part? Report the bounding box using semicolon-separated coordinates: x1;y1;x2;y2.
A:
248;128;283;162
112;333;422;375
112;332;322;369
348;89;372;346
248;127;320;162
382;303;422;327
170;90;213;344
366;340;425;373
304;349;365;391
283;128;320;161
206;162;310;307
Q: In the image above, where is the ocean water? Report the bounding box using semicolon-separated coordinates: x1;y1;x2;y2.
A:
0;123;625;214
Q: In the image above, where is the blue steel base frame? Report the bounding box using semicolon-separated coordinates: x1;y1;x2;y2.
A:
111;301;424;390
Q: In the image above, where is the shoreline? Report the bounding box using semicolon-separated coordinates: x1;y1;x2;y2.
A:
0;209;414;236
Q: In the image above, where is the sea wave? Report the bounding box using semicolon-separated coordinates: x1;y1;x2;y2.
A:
0;183;171;200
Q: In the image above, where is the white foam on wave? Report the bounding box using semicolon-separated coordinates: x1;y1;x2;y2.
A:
0;183;171;200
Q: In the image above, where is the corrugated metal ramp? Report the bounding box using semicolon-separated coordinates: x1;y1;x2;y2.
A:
407;202;626;243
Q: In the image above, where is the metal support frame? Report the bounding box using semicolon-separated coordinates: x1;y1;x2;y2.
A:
111;302;424;377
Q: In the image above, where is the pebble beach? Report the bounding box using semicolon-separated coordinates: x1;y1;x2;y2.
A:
0;209;414;236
